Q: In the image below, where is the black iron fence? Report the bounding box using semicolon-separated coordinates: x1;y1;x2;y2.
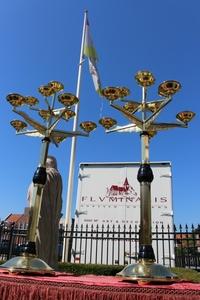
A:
0;222;27;261
0;222;200;270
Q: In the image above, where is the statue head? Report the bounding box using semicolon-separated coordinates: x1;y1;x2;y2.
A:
46;156;58;170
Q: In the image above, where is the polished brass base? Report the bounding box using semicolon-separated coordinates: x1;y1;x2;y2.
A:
0;255;55;275
117;260;178;284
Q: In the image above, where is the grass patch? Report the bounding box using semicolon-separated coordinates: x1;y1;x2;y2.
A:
58;263;123;276
171;267;200;283
58;263;200;282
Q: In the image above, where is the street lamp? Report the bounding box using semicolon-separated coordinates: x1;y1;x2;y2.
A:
99;70;195;283
0;81;96;274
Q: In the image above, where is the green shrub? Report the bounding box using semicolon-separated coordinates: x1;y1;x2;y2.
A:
58;263;123;276
58;263;200;282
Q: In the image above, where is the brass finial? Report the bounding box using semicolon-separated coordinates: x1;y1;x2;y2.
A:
101;87;120;101
62;109;76;120
10;120;27;132
38;85;54;97
99;117;117;129
48;81;64;93
118;87;130;98
38;110;51;121
25;96;39;106
80;121;97;132
135;71;155;87
158;80;181;97
176;111;195;124
58;93;79;106
6;93;25;107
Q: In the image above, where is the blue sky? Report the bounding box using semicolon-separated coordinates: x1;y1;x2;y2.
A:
0;0;199;226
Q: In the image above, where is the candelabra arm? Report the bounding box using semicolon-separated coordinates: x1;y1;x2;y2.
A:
149;122;187;131
144;96;172;127
110;102;143;129
44;97;51;111
106;123;140;133
48;107;71;133
50;93;57;111
46;93;58;128
29;106;40;112
13;109;46;134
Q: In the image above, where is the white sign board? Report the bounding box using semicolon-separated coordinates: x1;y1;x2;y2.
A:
75;162;173;227
73;162;174;266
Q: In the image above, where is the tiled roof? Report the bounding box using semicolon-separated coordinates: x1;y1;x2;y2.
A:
4;214;29;224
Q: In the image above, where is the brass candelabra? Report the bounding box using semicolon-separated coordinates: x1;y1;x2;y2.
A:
99;70;195;283
0;80;96;274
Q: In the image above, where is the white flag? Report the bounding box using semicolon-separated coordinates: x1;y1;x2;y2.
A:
83;17;102;93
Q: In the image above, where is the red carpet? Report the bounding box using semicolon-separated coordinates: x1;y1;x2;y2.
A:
0;271;199;299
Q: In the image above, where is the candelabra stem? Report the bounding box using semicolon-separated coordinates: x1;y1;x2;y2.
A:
139;181;152;247
138;131;155;261
27;186;43;244
27;137;50;251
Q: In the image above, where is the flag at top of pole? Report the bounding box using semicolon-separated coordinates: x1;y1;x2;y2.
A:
83;15;102;94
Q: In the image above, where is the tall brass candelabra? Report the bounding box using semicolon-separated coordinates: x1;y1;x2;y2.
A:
99;70;195;283
0;81;96;274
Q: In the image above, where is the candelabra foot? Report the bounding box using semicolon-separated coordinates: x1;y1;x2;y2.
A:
117;259;178;284
0;254;55;275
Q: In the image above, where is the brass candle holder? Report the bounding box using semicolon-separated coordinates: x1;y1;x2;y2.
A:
1;80;96;275
99;70;195;284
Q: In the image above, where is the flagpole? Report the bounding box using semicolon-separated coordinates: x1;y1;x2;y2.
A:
62;10;88;262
